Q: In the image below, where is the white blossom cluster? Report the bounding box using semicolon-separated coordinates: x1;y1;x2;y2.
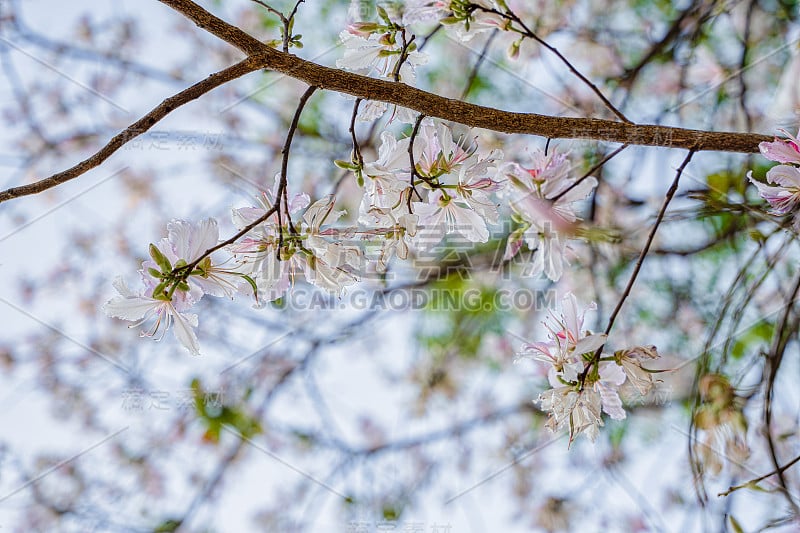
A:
518;293;661;443
103;2;654;450
104;118;596;356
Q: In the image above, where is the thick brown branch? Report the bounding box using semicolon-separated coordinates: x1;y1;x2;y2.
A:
0;1;775;205
0;57;260;203
157;0;771;153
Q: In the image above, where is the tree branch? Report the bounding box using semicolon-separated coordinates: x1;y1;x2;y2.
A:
0;0;774;205
0;57;261;203
155;0;769;153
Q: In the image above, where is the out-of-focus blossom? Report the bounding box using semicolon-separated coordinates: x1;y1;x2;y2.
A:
502;147;597;280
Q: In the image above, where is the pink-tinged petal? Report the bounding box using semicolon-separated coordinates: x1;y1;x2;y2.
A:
766;164;800;189
511;194;575;234
166;220;192;260
232;206;267;229
504;234;524;260
759;139;800;164
111;276;135;298
520;341;555;362
450;204;489;242
561;292;580;339
166;218;219;263
749;172;800;214
543;244;563;282
376;130;398;163
303;195;337;229
289;193;311;214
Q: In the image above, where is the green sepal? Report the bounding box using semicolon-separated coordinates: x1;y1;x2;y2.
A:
149;243;172;273
376;6;391;24
240;274;259;303
197;257;212;277
152;281;170;300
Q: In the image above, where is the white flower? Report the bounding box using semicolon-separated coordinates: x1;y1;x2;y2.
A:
159;218;244;299
359;131;411;216
538;386;603;443
336;30;427;83
519;292;606;385
103;277;201;355
413;189;490;246
299;196;360;294
228;182;313;303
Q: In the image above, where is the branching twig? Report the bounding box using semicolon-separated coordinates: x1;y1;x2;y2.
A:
251;0;305;52
719;452;800;497
174;85;317;280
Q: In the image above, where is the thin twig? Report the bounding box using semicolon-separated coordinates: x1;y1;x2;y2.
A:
279;85;317;240
406;114;426;213
551;144;628;202
0;57;260;203
175;85;317;278
719;452;800;497
474;4;631;123
762;269;800;512
348;98;364;169
582;149;695;381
